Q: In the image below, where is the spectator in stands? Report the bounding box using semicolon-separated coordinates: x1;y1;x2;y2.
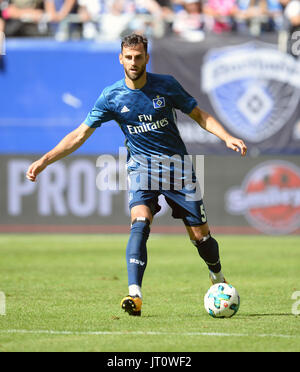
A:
45;0;76;23
279;0;300;56
172;0;205;41
3;0;44;22
266;0;283;31
155;0;175;35
77;0;101;39
78;0;166;40
1;0;47;36
129;0;166;37
44;0;78;40
0;1;5;61
235;0;283;34
0;1;5;33
0;15;4;34
77;0;136;40
156;0;174;20
203;0;238;33
282;0;300;31
236;0;264;21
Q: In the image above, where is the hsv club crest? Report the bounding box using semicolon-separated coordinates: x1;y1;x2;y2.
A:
201;42;300;143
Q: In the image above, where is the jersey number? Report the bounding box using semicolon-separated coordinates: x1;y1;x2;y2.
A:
200;205;207;223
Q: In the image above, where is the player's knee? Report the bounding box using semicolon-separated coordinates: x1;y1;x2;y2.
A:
130;217;151;238
186;223;210;242
190;232;211;248
131;205;153;224
188;227;209;242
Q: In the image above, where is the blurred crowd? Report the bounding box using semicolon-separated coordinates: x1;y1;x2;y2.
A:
0;0;299;42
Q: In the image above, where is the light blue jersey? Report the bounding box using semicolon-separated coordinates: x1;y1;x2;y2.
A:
84;72;197;158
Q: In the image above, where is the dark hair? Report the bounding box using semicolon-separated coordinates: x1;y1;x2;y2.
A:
121;33;148;54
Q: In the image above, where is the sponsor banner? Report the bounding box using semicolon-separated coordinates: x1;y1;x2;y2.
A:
0;155;299;235
226;160;300;235
152;35;300;155
0;155;177;227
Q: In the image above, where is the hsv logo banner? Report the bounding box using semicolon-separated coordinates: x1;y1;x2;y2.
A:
152;36;300;155
201;42;300;143
226;161;300;235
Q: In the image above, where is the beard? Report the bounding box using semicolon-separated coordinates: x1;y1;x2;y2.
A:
124;63;147;81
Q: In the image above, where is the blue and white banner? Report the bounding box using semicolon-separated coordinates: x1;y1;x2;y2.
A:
152;35;300;155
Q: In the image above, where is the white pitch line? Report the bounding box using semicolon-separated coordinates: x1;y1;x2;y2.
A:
0;329;298;339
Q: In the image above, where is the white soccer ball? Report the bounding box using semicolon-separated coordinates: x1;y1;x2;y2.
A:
204;283;240;318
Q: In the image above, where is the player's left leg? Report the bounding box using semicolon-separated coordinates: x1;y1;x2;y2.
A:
163;191;227;284
186;224;226;284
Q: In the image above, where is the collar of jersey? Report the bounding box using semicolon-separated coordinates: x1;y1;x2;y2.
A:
122;74;149;92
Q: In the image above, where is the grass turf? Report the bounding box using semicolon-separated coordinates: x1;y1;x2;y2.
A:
0;234;299;352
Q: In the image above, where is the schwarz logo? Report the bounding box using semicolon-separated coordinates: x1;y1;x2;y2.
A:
225;161;300;235
0;31;5;55
153;96;166;109
201;42;300;143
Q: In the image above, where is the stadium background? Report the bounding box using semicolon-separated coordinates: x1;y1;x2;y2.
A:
0;0;300;236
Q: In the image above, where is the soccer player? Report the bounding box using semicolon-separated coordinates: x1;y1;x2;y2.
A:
26;33;247;316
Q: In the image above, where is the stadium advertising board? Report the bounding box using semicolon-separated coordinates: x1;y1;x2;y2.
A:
225;160;300;234
0;155;299;235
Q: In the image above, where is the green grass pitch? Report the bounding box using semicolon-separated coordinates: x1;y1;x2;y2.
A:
0;234;299;352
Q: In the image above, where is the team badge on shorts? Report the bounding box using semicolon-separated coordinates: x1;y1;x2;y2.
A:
201;42;300;143
153;96;166;109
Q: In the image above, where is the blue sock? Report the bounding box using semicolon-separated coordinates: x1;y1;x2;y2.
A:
126;219;150;288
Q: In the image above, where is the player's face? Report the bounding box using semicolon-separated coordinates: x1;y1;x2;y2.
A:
120;44;149;81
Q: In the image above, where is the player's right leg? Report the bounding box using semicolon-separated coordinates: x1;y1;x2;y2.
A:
122;157;161;315
121;204;153;316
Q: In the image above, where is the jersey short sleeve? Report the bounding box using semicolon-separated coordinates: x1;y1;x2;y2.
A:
84;90;114;128
169;76;198;114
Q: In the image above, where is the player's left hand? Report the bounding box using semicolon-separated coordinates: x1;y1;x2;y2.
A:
225;137;247;156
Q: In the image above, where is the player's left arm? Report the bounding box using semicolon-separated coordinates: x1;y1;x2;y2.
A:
189;106;247;156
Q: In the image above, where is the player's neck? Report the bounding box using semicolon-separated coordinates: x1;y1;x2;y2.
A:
125;72;147;90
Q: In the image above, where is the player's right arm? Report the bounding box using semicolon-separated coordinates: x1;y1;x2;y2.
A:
26;123;95;182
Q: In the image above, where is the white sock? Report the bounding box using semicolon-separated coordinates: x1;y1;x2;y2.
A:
129;284;142;299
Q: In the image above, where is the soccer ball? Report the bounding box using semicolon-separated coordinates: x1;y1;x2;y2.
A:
204;283;240;318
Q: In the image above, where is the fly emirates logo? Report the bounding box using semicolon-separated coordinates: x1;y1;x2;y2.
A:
127;114;169;135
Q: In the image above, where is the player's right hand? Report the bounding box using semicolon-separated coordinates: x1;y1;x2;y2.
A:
26;159;47;182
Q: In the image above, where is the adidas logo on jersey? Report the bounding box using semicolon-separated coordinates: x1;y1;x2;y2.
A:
121;106;130;113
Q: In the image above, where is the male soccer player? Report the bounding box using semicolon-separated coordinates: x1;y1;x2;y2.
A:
26;33;247;316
